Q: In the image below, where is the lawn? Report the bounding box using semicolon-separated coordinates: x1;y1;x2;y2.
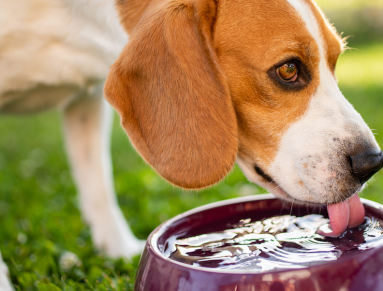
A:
1;21;383;291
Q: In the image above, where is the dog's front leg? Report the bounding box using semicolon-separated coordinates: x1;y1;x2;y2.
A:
0;252;13;291
62;83;144;258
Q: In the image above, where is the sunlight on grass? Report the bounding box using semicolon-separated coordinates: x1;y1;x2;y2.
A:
316;0;383;10
337;43;383;87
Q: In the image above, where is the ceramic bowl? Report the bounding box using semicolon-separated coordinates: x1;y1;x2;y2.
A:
134;194;383;291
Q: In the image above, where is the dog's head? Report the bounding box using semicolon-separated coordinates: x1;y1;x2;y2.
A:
105;0;383;205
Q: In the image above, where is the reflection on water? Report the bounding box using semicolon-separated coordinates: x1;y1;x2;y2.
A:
164;214;383;272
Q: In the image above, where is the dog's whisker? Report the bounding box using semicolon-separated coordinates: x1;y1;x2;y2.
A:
290;198;295;216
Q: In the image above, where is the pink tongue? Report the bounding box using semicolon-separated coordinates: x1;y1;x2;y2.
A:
319;194;365;237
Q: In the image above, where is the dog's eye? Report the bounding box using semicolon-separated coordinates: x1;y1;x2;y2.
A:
276;63;298;82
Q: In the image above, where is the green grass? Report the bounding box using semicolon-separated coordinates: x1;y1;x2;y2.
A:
1;40;383;290
316;0;383;10
337;42;383;203
0;109;258;290
337;43;383;87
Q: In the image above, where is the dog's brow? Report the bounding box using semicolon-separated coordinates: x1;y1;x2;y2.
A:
304;44;312;57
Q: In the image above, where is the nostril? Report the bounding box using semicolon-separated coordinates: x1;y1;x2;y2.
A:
350;150;383;184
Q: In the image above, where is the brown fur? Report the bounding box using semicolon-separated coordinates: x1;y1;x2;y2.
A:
115;0;154;33
105;0;238;189
106;0;343;188
214;1;318;169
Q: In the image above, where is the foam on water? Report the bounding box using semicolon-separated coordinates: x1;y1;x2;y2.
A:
164;214;383;272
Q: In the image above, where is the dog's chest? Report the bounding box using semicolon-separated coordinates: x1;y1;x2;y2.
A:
0;0;128;113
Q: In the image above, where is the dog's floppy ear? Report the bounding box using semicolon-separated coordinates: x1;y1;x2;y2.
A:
105;0;238;189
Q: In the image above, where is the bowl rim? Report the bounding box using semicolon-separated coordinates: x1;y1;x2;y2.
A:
149;194;383;274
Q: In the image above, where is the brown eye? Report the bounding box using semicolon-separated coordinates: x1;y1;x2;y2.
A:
276;63;298;82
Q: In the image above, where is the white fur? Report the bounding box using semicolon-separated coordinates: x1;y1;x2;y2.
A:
62;85;145;258
0;253;13;291
0;0;127;113
0;1;142;289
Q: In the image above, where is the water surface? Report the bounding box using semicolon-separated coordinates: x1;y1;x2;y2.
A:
164;214;383;272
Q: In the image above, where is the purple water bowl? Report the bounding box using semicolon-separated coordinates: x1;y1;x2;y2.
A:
134;194;383;291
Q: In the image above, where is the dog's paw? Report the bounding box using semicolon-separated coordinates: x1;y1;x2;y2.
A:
0;253;14;291
89;208;145;259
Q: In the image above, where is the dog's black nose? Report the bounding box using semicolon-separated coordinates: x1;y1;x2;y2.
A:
350;150;383;184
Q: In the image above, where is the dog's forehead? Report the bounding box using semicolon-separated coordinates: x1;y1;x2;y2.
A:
215;0;342;68
287;0;343;68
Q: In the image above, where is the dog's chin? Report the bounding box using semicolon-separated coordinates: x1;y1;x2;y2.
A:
259;180;324;207
258;177;366;209
236;157;363;207
237;158;302;205
237;158;316;205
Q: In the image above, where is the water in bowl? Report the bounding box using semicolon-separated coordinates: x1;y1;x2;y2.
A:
164;213;383;272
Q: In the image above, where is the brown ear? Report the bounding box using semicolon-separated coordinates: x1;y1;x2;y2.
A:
104;0;238;189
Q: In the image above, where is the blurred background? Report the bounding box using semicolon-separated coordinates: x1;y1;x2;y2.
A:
0;0;382;289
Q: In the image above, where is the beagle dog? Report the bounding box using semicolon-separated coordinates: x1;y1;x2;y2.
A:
105;0;383;235
1;0;382;289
